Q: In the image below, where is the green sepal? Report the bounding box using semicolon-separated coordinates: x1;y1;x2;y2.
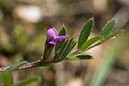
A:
42;43;54;61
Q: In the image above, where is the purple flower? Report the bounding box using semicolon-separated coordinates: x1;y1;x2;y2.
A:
46;27;68;45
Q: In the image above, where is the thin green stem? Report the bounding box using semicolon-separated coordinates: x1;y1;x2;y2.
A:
69;42;101;57
69;50;81;57
86;42;101;51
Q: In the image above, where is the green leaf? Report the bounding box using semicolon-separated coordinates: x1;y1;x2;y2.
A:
100;19;116;37
58;38;73;59
101;30;124;43
65;55;94;60
6;61;28;72
54;38;77;61
69;41;77;53
78;18;94;49
81;36;103;51
58;26;66;36
54;40;68;60
14;76;40;86
2;71;13;86
0;61;28;79
55;26;66;53
63;41;77;58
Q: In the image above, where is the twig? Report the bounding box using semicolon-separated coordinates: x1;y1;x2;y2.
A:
0;55;67;72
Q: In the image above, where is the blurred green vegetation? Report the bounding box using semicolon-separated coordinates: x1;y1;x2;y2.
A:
0;0;129;86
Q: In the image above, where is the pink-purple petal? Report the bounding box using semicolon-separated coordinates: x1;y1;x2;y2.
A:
48;41;58;45
47;28;58;42
57;35;69;41
51;27;58;36
48;35;69;45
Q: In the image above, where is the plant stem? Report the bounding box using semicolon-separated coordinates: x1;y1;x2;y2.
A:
0;60;41;72
0;55;67;72
86;42;101;51
0;42;101;72
69;42;101;57
69;50;81;56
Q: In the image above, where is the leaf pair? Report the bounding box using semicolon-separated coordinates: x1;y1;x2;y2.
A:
0;61;28;86
100;19;124;43
78;18;124;52
78;18;100;52
0;61;40;86
0;61;28;80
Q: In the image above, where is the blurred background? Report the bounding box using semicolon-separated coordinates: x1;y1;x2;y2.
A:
0;0;129;86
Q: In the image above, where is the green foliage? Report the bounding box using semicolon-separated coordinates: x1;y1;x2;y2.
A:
61;39;76;59
65;55;93;60
55;26;66;53
0;61;40;86
78;18;94;49
54;38;76;60
0;61;28;79
76;19;123;54
100;19;116;37
81;36;103;51
5;61;28;73
0;61;28;86
2;71;13;86
62;18;123;62
54;40;68;60
100;30;124;43
0;17;124;86
14;76;40;86
68;41;77;53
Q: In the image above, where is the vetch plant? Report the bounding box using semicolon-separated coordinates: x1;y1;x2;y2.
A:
41;27;68;62
46;27;68;45
0;18;124;72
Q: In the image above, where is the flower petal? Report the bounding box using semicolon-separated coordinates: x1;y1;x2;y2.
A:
48;35;69;44
51;27;58;36
47;28;58;42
